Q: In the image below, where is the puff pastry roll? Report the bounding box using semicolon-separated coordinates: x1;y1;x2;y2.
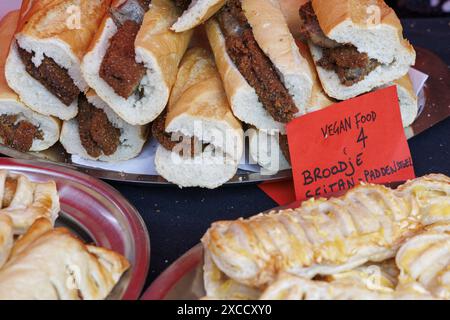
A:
259;274;435;300
202;175;450;289
0;170;59;234
0;219;130;300
0;214;13;268
396;223;450;299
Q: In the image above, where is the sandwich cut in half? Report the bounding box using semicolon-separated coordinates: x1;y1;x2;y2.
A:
60;90;148;162
82;0;193;125
153;47;244;189
0;10;60;153
298;0;416;100
5;0;111;120
206;0;313;134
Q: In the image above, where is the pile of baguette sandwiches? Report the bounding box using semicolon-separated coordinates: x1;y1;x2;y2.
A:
0;0;418;188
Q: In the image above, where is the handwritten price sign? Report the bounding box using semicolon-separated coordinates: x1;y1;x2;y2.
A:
287;86;415;200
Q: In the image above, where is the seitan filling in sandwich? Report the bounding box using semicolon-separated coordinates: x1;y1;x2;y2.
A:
100;0;151;99
17;46;80;106
216;0;298;123
152;112;208;157
77;95;121;158
299;2;380;86
0;115;43;152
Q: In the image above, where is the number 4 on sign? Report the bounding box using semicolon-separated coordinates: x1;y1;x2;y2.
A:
357;127;368;148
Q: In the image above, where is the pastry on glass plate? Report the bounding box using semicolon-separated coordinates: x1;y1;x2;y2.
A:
0;218;130;300
0;170;59;235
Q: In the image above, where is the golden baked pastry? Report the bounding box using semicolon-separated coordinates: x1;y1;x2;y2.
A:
0;218;130;300
0;170;59;234
202;174;450;294
396;223;450;299
259;274;435;300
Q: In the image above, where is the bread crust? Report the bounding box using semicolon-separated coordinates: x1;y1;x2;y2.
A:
165;48;242;133
17;0;112;60
311;0;415;58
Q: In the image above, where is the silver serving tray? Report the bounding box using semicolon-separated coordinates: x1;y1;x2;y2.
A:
0;47;448;185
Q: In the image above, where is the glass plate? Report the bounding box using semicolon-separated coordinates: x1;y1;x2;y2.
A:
0;158;150;300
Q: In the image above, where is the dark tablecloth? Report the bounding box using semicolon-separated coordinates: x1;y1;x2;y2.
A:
108;18;450;291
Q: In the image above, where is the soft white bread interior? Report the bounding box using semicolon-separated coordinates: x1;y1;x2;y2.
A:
0;218;130;300
171;0;227;32
206;0;313;133
309;0;416;100
0;11;61;151
5;0;110;120
60;90;148;162
155;47;244;189
82;0;193;125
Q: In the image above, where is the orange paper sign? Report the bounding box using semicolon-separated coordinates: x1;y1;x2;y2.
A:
287;86;416;201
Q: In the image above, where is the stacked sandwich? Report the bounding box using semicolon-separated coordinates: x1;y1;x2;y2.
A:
0;0;419;188
0;170;130;300
201;174;450;300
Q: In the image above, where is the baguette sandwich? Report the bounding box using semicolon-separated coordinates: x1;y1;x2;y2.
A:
0;10;60;153
206;0;313;133
60;91;148;161
5;0;111;120
153;47;243;189
298;0;416;100
82;0;193;125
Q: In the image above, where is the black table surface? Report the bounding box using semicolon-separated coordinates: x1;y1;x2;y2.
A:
107;18;450;293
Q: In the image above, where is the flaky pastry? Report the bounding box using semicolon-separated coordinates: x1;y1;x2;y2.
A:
202;175;450;293
0;170;59;234
0;219;130;300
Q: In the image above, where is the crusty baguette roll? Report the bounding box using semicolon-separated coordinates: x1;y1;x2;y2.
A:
0;11;61;152
0;215;13;269
171;0;227;32
60;90;148;162
0;218;130;300
155;47;243;189
82;0;193;125
303;0;416;100
202;175;450;290
206;0;313;134
0;170;60;235
5;0;111;120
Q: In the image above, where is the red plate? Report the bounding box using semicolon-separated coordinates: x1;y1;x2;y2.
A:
0;157;150;300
